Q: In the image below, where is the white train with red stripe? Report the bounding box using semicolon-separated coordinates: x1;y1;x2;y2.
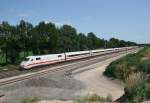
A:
20;46;137;69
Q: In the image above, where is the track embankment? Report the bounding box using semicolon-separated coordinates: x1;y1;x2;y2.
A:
0;49;140;103
74;53;127;101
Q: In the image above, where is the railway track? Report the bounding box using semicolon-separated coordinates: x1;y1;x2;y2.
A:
0;52;116;79
0;48;140;86
0;52;118;79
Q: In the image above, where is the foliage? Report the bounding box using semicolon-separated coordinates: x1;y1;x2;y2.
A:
0;20;137;66
104;47;150;102
124;72;145;103
104;47;150;80
21;97;38;103
145;83;150;100
74;94;112;103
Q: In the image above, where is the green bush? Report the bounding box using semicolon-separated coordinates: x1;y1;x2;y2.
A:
104;47;150;81
0;53;6;65
74;94;112;103
104;55;139;81
145;84;150;100
124;72;145;103
138;60;150;73
21;97;38;103
104;47;150;102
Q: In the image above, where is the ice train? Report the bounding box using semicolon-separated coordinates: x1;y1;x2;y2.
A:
20;46;137;69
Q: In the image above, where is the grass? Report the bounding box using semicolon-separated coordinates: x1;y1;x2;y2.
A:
145;83;150;100
74;94;112;103
138;47;150;58
104;47;150;81
21;97;38;103
104;47;150;102
124;72;145;103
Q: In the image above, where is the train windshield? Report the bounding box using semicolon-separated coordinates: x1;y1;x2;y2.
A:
23;58;30;61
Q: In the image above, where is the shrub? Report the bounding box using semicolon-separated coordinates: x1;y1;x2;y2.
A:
124;72;145;103
104;47;150;102
104;47;150;81
74;94;112;103
21;97;38;103
103;61;116;78
138;47;150;58
144;84;150;100
138;60;150;73
104;54;139;81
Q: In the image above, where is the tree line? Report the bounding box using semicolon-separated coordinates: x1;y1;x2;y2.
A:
0;20;137;64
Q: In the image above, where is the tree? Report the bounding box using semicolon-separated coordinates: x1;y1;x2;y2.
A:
0;20;138;65
78;33;88;50
108;38;120;48
0;21;21;63
59;25;78;52
17;20;33;57
87;32;98;49
36;21;59;54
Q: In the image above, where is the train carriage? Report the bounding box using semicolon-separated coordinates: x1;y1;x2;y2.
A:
65;51;91;60
20;46;138;70
20;53;65;69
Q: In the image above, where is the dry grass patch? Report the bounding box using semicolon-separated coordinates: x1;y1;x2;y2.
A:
74;94;112;103
124;72;145;103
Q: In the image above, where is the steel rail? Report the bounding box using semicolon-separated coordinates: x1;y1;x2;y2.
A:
0;48;139;86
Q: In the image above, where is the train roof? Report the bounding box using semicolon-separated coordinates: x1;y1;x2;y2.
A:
91;49;105;52
65;50;90;55
26;53;65;58
25;46;135;58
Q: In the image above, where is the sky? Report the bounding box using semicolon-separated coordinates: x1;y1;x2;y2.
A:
0;0;150;44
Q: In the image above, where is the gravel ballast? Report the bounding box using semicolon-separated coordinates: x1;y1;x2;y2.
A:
0;74;85;103
0;51;139;103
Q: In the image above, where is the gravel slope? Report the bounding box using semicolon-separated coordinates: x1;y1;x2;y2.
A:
0;74;85;103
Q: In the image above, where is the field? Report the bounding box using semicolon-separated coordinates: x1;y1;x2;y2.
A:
104;47;150;103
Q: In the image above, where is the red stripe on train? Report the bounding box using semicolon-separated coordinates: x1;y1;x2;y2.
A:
25;55;90;68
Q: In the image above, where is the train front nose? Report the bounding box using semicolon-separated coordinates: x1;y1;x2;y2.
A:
19;65;24;70
19;61;27;70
